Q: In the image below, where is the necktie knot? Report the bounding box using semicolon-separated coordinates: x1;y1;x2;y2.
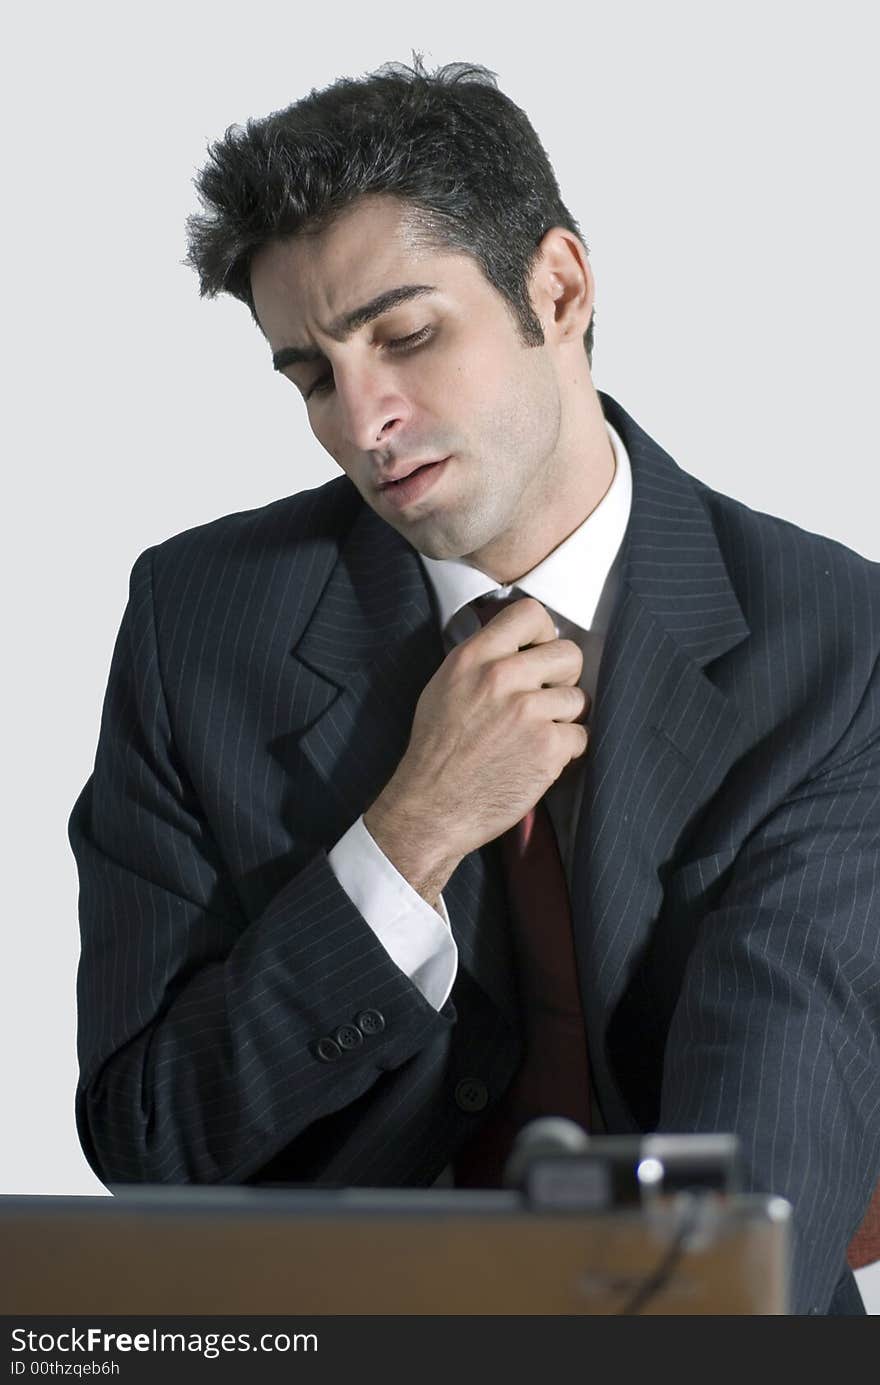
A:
471;591;521;627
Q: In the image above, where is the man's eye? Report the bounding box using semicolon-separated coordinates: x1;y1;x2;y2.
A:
305;327;433;401
306;373;334;400
385;325;433;352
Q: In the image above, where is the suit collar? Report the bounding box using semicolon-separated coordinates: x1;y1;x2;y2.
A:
600;391;750;666
295;500;437;679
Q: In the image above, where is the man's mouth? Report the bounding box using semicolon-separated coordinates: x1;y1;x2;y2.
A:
377;457;451;509
378;457;449;488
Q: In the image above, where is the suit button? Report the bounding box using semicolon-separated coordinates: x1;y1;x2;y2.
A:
355;1009;386;1036
315;1037;342;1063
335;1024;364;1051
455;1078;489;1113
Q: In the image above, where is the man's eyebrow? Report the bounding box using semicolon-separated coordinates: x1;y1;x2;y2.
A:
271;284;437;372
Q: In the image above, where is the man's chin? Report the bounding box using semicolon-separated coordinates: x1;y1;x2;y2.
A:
387;522;470;563
403;527;466;561
372;493;499;563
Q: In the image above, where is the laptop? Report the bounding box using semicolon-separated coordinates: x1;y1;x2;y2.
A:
1;1136;791;1314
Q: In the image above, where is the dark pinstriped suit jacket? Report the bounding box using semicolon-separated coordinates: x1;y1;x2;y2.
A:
70;392;880;1314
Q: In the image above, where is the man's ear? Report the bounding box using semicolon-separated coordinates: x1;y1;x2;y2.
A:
529;227;595;342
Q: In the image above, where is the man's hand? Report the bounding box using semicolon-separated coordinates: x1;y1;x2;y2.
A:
363;597;588;908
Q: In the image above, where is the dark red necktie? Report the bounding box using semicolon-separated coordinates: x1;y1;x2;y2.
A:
453;595;591;1187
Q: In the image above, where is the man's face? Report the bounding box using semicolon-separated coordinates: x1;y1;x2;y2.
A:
250;196;570;569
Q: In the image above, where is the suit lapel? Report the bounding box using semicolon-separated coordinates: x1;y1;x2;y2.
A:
293;500;517;1021
295;500;443;817
575;395;751;1120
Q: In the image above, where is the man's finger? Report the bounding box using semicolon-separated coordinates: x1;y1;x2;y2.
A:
474;596;558;650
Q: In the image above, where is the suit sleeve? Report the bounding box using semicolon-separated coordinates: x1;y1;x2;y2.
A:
658;656;880;1314
327;817;458;1009
70;550;454;1186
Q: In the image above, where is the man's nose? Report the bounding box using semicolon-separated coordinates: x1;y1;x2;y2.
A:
335;363;411;453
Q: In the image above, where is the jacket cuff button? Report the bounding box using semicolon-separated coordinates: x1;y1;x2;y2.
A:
355;1009;386;1036
315;1036;343;1063
335;1024;364;1050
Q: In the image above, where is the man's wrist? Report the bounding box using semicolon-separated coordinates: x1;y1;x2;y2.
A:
363;794;460;909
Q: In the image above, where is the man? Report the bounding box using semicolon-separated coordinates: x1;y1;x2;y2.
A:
70;59;879;1314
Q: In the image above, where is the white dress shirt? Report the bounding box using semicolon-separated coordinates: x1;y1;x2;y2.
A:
327;421;632;1011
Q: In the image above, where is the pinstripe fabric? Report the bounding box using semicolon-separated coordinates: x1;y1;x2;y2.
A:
70;392;880;1314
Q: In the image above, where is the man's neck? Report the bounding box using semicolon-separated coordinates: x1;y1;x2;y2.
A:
465;389;616;585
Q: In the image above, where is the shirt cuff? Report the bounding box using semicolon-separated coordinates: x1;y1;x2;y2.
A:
327;816;458;1011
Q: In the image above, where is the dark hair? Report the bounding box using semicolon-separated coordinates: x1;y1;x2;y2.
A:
185;56;594;365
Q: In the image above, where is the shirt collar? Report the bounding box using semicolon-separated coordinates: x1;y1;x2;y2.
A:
420;421;632;636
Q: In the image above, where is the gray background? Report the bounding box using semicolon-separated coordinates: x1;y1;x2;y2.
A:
3;0;878;1311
